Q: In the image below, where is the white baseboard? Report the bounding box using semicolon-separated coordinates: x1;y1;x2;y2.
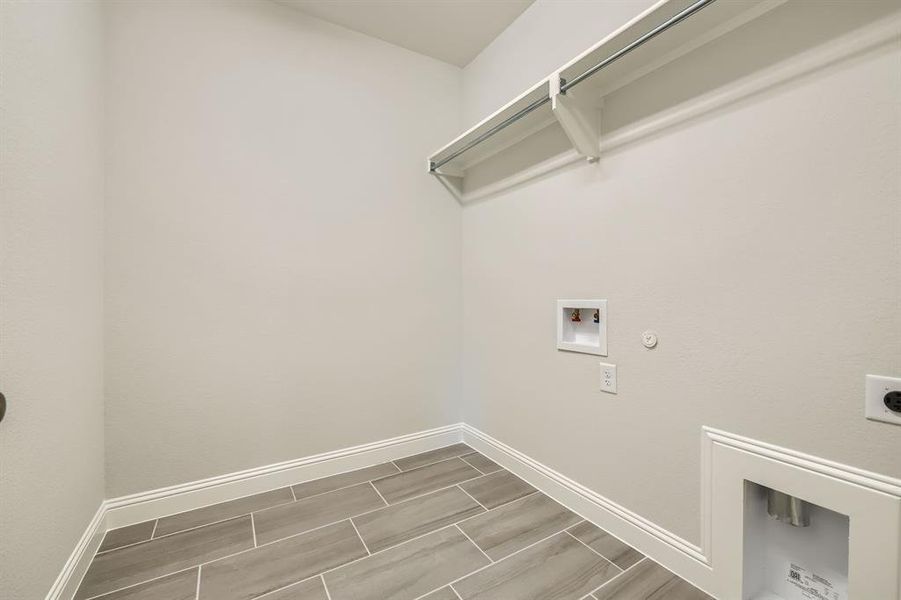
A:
460;424;717;597
45;504;107;600
463;424;901;599
104;423;463;529
47;422;901;600
46;423;462;600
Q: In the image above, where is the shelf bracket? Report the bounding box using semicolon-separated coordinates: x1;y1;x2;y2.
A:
550;73;601;162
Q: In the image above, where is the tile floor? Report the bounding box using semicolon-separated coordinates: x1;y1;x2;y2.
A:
74;443;714;600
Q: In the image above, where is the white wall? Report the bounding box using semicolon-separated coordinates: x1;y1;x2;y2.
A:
462;0;656;125
0;1;106;597
461;0;901;544
103;0;462;497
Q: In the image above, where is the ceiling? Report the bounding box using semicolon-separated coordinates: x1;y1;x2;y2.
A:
276;0;535;67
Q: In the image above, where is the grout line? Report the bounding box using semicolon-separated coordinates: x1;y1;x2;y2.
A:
320;524;468;576
374;456;472;483
564;531;622;573
82;449;487;599
95;539;148;556
454;524;493;564
450;585;464;600
459;454;487;475
84;478;539;600
369;481;389;506
368;469;486;508
458;453;502;476
195;565;202;600
587;557;650;597
118;497;295;546
112;455;409;542
95;521;160;556
292;479;383;504
244;519;456;586
488;488;541;511
99;450;455;551
251;514;258;547
454;488;540;528
244;523;477;600
348;517;371;555
250;574;327;600
81;515;350;600
82;567;199;600
321;574;333;600
455;485;488;512
410;526;576;600
85;483;552;600
137;472;395;546
393;445;475;473
135;485;295;532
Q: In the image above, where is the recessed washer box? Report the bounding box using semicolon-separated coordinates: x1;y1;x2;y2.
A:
557;299;607;356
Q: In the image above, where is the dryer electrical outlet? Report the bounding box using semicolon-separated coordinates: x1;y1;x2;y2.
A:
865;374;901;426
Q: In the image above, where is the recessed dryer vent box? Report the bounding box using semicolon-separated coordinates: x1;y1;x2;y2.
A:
557;299;607;356
743;482;849;600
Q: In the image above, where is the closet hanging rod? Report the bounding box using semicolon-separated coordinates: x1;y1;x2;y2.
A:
430;94;551;172
429;0;717;174
560;0;716;93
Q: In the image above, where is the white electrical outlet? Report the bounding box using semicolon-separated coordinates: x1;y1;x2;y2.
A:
599;362;617;394
865;374;901;426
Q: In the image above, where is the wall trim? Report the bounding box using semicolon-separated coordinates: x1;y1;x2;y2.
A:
460;423;717;597
703;426;901;598
702;426;901;497
46;423;463;600
463;423;708;562
47;423;901;600
104;423;463;528
464;424;901;598
45;504;107;600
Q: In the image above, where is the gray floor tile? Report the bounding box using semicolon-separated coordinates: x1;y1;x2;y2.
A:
90;568;198;600
647;577;713;600
253;482;384;546
292;463;399;501
394;444;473;471
459;470;536;509
457;492;581;560
75;517;253;599
591;559;709;600
372;458;482;504
98;520;156;553
324;527;490;600
155;487;294;537
256;576;329;600
568;522;644;570
421;588;461;600
353;486;484;553
454;532;620;600
460;453;502;474
199;521;366;600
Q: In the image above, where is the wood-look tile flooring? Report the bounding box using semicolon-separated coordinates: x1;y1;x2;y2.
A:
75;443;714;600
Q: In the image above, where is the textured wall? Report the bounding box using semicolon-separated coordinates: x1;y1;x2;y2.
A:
462;0;655;125
461;0;901;544
0;1;106;597
103;0;462;497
